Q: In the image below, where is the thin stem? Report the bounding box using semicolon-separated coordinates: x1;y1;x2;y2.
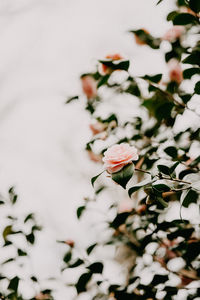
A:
134;168;151;175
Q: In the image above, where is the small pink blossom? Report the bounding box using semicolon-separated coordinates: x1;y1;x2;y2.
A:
103;143;138;174
168;59;183;84
87;150;103;163
100;53;123;75
81;75;97;99
65;239;75;247
35;293;50;300
118;199;133;213
162;26;184;42
89;122;106;135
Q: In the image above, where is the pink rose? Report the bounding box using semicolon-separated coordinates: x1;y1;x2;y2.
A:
103;143;138;174
89;122;106;135
168;59;183;84
162;26;184;42
81;75;97;99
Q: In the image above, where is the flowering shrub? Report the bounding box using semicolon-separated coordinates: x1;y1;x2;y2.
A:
65;0;200;299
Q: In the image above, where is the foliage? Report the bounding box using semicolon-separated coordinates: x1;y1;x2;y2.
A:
65;0;200;299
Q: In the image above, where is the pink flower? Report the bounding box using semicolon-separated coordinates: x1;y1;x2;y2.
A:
81;75;97;99
103;143;138;174
100;53;123;75
87;150;103;163
35;293;50;300
118;199;133;213
65;239;75;247
89;122;106;135
168;59;183;84
162;26;184;42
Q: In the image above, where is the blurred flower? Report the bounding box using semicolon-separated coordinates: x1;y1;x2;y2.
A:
180;6;199;17
134;28;150;45
103;143;138;173
168;59;183;84
118;199;133;213
35;293;50;300
100;53;123;75
89;122;106;135
87;150;103;163
65;239;74;247
162;26;184;42
81;75;97;99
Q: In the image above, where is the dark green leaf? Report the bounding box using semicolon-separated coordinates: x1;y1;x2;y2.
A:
157;165;170;175
183;52;200;66
170;161;179;174
75;272;92;294
173;13;198;25
97;74;110;88
182;189;198;207
87;262;103;274
8;276;19;292
68;259;84;268
17;249;27;256
152;184;170;192
142;74;162;83
24;213;34;223
194;81;200;94
164;146;178;159
183;67;200;79
110;212;130;229
91;171;104;187
77;206;86;219
111;163;134;189
128;178;152;197
26;233;35;244
189;0;200;13
63;251;72;264
86;243;97;255
65;96;79;104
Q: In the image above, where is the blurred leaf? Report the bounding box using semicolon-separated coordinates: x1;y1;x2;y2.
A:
8;276;19;292
142;74;162;83
182;189;198;207
68;259;84;268
26;233;35;244
75;272;92;294
87;243;97;255
164;146;178;159
63;251;72;264
189;0;200;13
24;213;34;223
194;81;200;94
77;206;86;219
128;178;153;197
91;171;104;187
183;67;200;79
173;13;198;25
110;212;130;229
87;262;103;274
157;165;170;175
3;225;13;241
65;96;79;104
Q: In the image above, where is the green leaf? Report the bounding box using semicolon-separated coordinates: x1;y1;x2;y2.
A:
110;212;130;229
86;243;97;255
8;276;19;292
183;52;200;66
26;233;35;244
164;146;178;159
17;249;27;256
65;96;79;104
142;74;162;83
182;189;198;207
194;81;200;94
128;178;153;197
75;272;92;294
173;13;198;25
68;259;84;268
111;163;134;189
152;184;170;192
91;171;104;187
77;206;86;219
157;165;170;175
87;262;103;274
189;155;200;167
183;67;200;79
24;213;34;223
3;225;13;241
63;251;72;264
97;74;110;88
170;161;179;174
167;11;179;21
189;0;200;13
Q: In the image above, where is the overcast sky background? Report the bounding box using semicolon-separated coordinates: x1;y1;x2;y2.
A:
0;0;180;298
